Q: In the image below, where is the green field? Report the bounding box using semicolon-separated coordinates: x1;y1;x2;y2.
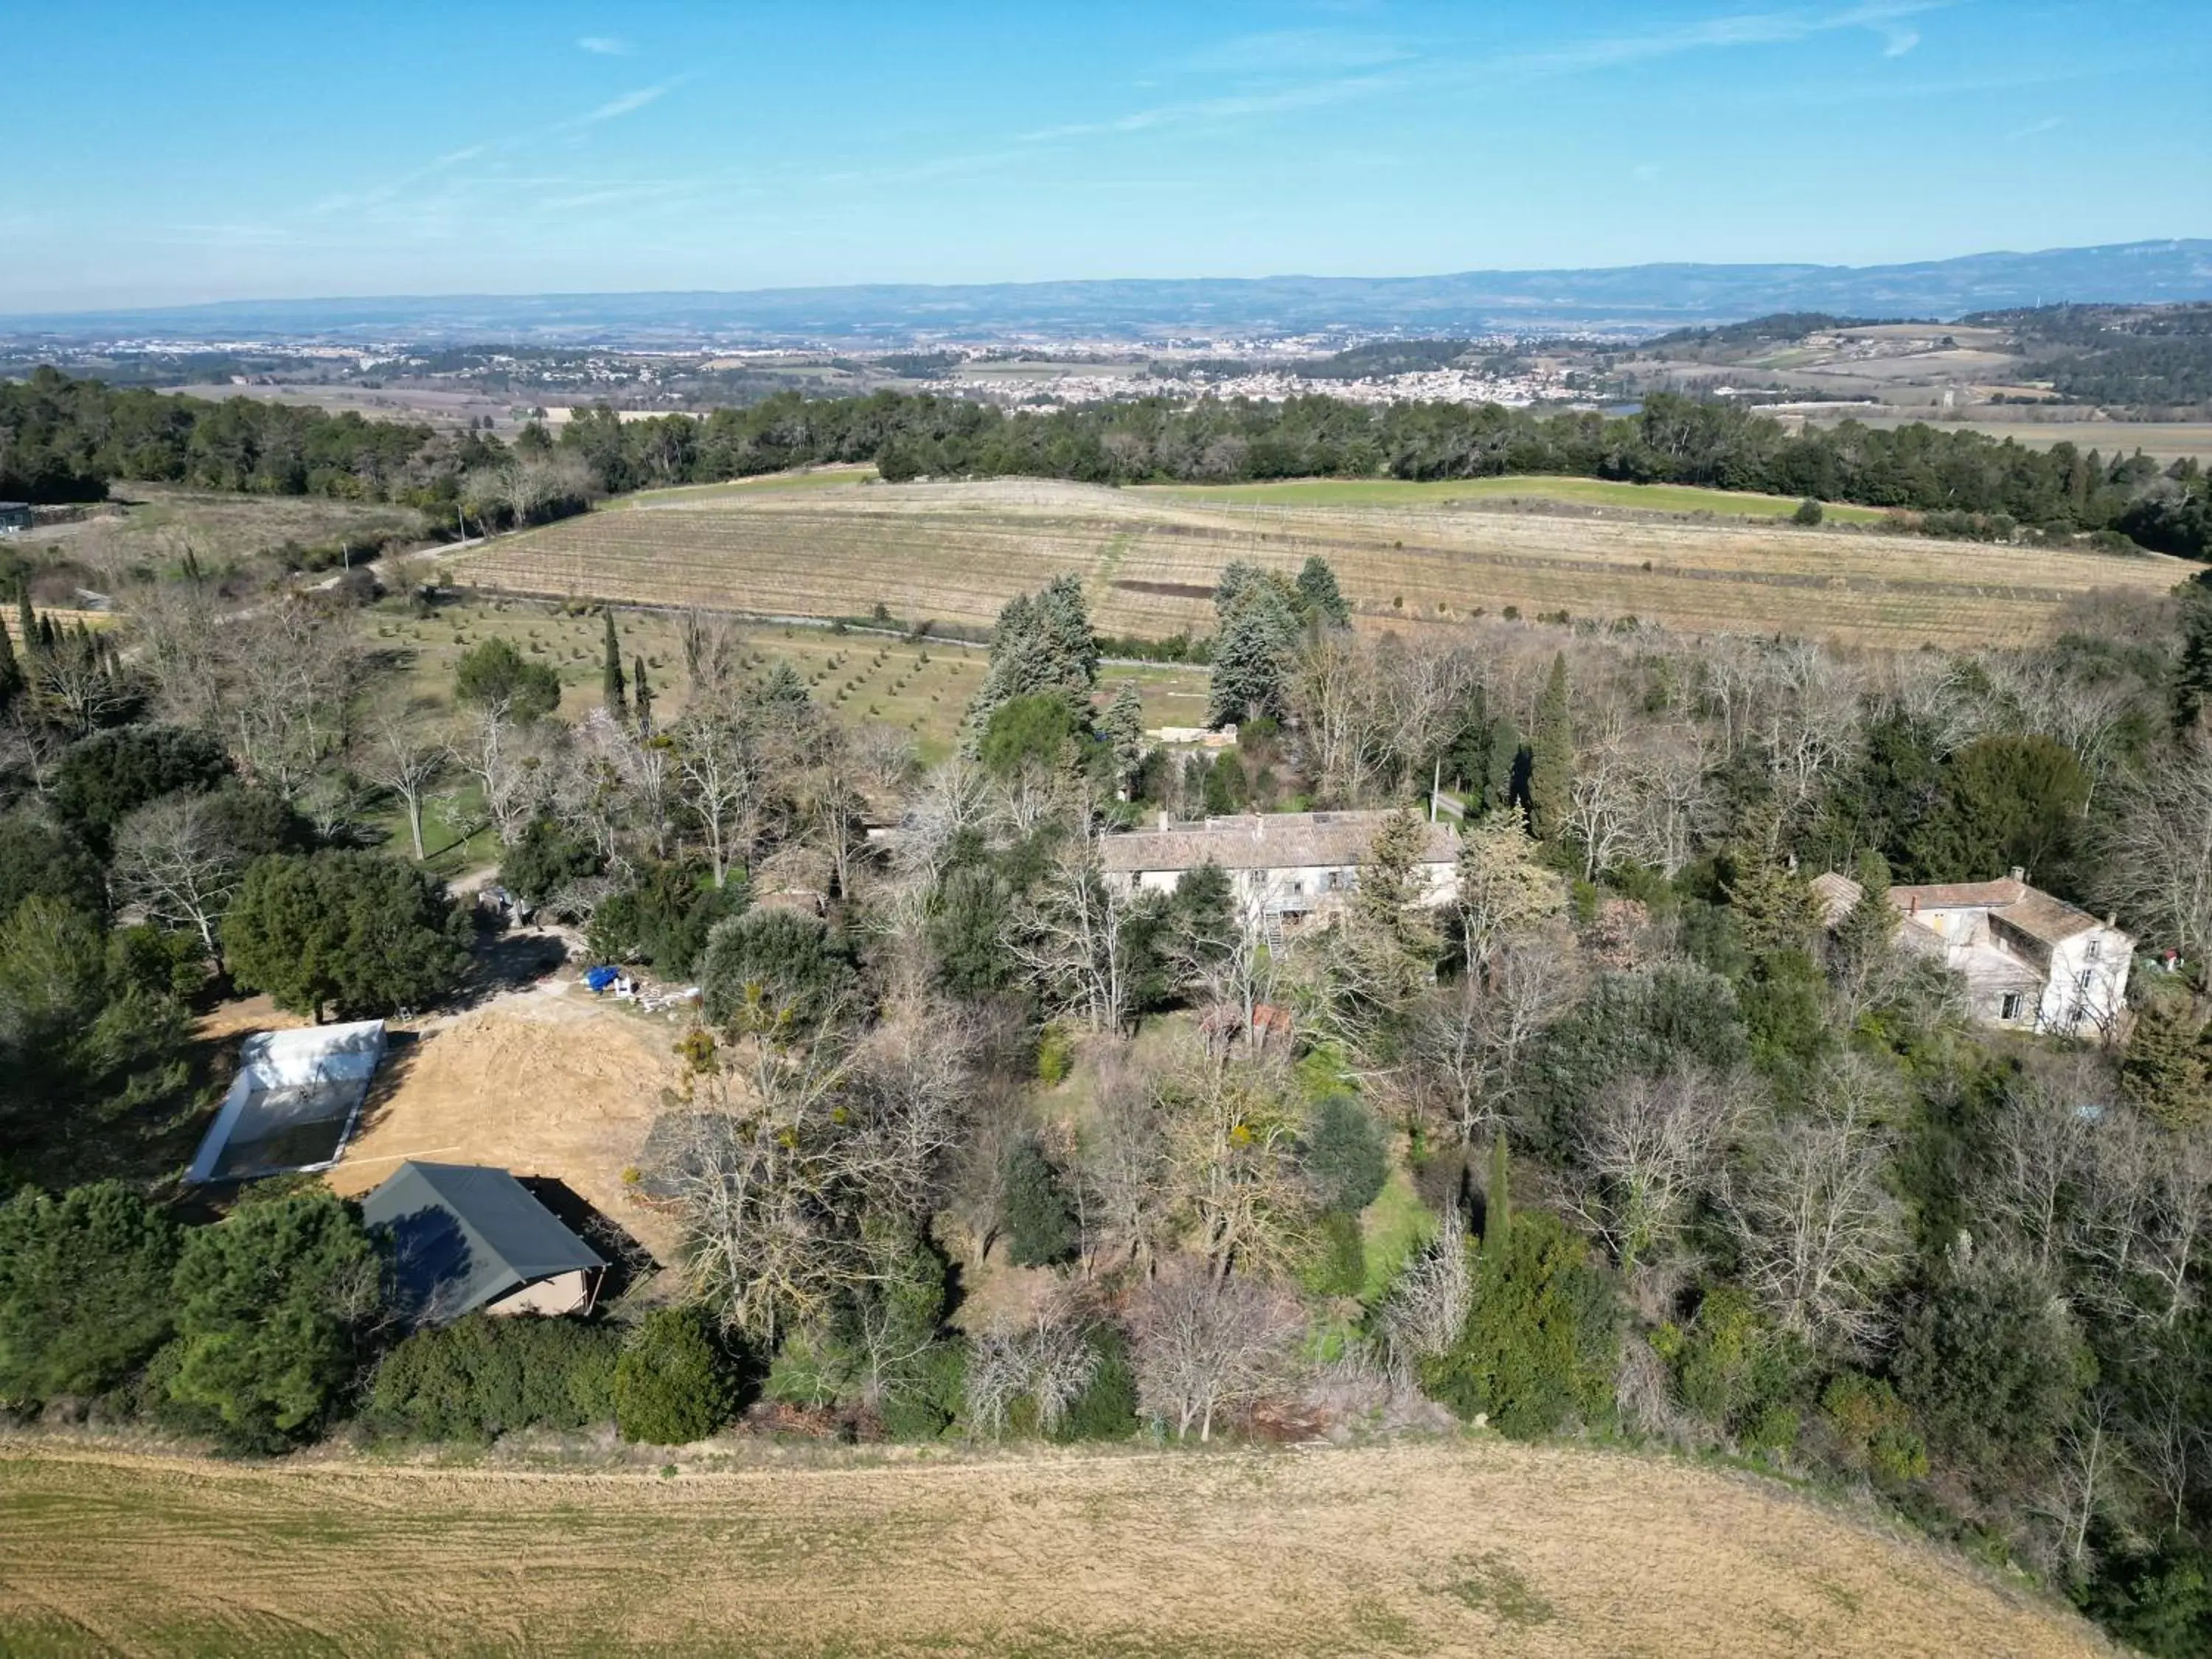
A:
1150;475;1895;524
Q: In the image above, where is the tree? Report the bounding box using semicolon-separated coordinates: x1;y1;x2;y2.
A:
601;610;627;717
699;908;857;1029
1723;1059;1905;1354
1001;1138;1079;1267
498;815;602;908
1907;734;2090;888
2174;580;2212;734
1565;1063;1747;1277
633;654;654;733
1127;1263;1301;1441
613;1307;738;1444
1302;1093;1388;1214
964;578;1099;746
2101;738;2212;970
1422;1208;1619;1438
1206;577;1299;728
358;714;447;863
2122;988;2212;1131
0;1181;179;1406
1006;843;1146;1034
980;692;1081;779
1454;810;1568;973
0;809;108;922
164;1190;381;1449
1792;498;1824;526
1528;653;1573;841
52;725;231;846
453;637;560;721
1098;683;1146;793
1294;555;1352;627
1893;1265;2094;1477
222;851;470;1020
111;791;251;965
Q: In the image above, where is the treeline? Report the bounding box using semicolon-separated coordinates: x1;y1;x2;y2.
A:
8;367;2211;560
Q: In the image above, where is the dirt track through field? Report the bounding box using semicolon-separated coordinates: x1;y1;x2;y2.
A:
0;1437;2105;1658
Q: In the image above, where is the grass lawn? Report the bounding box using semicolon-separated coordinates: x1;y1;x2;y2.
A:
1150;474;1894;524
1360;1164;1439;1304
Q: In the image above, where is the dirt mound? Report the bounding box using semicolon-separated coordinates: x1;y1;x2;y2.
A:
325;988;682;1261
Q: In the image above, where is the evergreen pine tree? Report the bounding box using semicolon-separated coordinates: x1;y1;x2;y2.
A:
1206;579;1298;728
2121;990;2212;1130
2174;579;2212;734
1485;717;1521;815
17;586;38;658
1294;555;1352;627
602;611;627;715
633;655;653;732
1099;682;1145;790
963;577;1099;752
1832;849;1898;973
1528;653;1573;841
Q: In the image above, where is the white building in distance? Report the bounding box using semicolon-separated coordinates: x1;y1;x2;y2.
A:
1099;810;1458;930
1813;868;2131;1039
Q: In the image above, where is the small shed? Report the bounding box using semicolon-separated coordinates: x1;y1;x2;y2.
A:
0;502;32;534
361;1161;608;1327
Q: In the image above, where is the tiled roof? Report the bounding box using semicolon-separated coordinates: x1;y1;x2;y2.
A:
1809;872;1863;926
1099;811;1456;875
1890;877;2027;909
1993;890;2103;946
1886;876;2111;946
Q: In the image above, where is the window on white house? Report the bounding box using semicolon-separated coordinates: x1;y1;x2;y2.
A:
2084;939;2102;961
2000;992;2024;1021
2077;968;2095;990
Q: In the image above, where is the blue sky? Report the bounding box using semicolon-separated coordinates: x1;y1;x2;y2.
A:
1;0;2205;312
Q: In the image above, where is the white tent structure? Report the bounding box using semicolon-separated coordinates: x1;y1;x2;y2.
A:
186;1020;387;1184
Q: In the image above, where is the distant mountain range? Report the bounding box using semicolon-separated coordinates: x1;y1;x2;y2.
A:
7;240;2210;346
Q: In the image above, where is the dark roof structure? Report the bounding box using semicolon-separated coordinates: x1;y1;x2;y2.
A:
361;1161;605;1326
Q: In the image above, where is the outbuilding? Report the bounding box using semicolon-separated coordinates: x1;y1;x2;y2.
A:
0;502;32;534
360;1161;608;1327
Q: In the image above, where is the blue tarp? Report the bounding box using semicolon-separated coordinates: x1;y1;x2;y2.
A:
583;966;619;992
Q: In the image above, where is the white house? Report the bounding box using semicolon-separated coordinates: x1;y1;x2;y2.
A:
1099;810;1458;930
1812;867;2131;1039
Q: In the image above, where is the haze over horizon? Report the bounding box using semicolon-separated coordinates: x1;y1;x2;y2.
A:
3;0;2207;314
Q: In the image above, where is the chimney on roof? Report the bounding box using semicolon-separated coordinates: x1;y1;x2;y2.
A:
2009;866;2025;884
2106;913;2117;930
1909;894;1919;916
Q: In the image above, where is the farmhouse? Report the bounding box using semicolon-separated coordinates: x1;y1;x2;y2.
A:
1099;810;1458;927
361;1160;607;1327
1812;868;2131;1039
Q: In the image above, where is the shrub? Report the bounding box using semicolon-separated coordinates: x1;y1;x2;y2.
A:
1302;1093;1388;1214
1893;1268;2093;1476
1820;1372;1928;1485
613;1307;737;1445
1001;1139;1079;1267
1421;1210;1618;1438
369;1315;621;1441
499;817;604;908
1035;1023;1075;1086
1054;1326;1139;1442
878;1341;966;1441
1792;498;1823;526
586;863;747;978
1674;1286;1813;1451
1302;1210;1367;1298
453;637;560;720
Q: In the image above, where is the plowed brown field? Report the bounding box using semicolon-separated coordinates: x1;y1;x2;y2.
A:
0;1437;2107;1658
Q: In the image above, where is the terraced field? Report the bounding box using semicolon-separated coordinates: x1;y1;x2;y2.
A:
0;1439;2105;1658
452;476;2190;650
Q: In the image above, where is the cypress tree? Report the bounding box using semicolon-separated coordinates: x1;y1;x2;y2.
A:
633;655;653;732
37;614;58;653
602;611;627;715
1528;653;1573;841
1486;1136;1512;1242
1486;717;1521;815
2174;579;2212;734
0;609;17;703
16;586;36;658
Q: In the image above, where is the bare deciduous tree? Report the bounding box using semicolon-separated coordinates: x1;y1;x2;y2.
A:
1127;1264;1301;1441
1005;840;1140;1033
2100;738;2212;968
964;1303;1100;1439
358;712;447;861
1567;1062;1750;1276
1376;1204;1471;1382
111;793;244;961
1724;1057;1907;1353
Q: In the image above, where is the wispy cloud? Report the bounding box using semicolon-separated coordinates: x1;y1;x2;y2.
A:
1880;26;1921;56
563;82;677;130
2008;115;2064;139
577;35;633;55
1169;29;1409;77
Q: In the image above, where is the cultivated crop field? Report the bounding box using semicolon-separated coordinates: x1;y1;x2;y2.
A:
1155;474;1896;521
368;597;1209;762
0;1439;2104;1658
452;476;2190;651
